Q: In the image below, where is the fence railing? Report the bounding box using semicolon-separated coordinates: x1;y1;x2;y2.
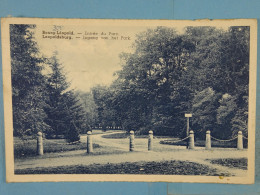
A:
35;130;247;155
205;130;245;150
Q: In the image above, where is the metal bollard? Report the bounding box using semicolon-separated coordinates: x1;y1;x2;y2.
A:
87;131;93;153
205;130;211;150
148;130;153;151
189;130;195;149
37;132;44;155
237;131;243;150
129;130;135;151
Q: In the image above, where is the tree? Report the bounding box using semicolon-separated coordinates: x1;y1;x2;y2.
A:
10;24;50;137
76;91;98;131
184;26;249;138
89;25;250;139
111;27;195;135
92;85;118;130
45;54;86;142
191;87;220;138
63;90;86;142
216;93;237;138
222;27;249;136
184;26;226;93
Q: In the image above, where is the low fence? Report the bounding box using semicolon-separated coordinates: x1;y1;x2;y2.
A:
35;130;247;156
203;130;246;150
160;130;247;150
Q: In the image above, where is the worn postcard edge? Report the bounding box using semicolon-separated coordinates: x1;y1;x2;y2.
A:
1;18;257;184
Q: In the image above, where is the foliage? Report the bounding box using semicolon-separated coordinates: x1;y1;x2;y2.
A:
91;26;249;139
216;94;237;138
14;136;100;158
76;91;98;131
15;160;230;176
11;25;89;142
45;55;86;142
192;87;219;138
11;24;250;141
91;85;118;130
10;24;50;136
209;158;247;170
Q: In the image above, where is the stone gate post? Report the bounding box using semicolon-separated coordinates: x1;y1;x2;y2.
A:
37;132;44;155
237;131;243;150
129;130;135;151
148;130;153;151
87;131;93;153
189;130;195;149
205;130;211;150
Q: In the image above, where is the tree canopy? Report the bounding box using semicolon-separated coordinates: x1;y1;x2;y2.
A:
10;25;88;142
91;26;249;139
10;24;250;140
10;24;50;137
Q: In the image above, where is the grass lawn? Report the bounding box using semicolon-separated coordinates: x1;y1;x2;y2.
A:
102;132;130;139
14;137;100;159
209;158;247;170
81;130;109;135
15;160;231;176
102;132;171;139
160;139;248;148
103;133;248;149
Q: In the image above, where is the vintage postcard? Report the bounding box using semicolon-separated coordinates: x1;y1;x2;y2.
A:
1;18;257;183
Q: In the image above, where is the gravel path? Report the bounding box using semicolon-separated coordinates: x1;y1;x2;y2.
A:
14;132;248;176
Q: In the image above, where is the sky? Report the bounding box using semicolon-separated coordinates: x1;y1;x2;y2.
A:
35;24;149;92
34;23;229;92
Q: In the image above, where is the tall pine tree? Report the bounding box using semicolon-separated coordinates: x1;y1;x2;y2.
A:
10;24;50;137
45;54;86;142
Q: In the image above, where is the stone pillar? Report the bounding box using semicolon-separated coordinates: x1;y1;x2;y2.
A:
205;130;211;150
148;130;153;151
186;117;190;149
87;131;93;153
189;130;195;149
129;130;135;151
237;131;243;150
37;132;44;155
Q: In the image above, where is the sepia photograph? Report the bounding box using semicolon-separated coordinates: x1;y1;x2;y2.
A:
1;18;257;183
